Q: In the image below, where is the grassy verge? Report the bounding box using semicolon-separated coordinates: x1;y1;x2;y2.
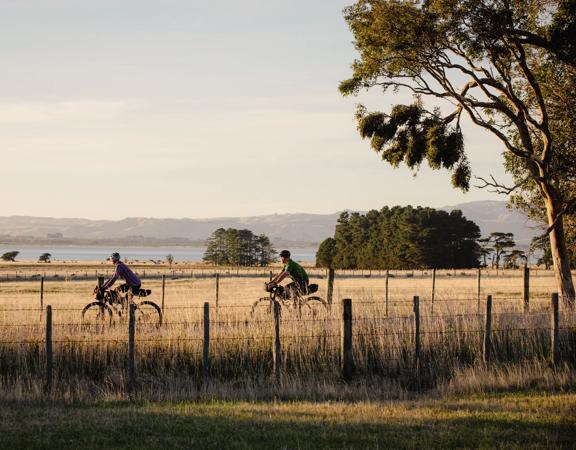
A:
0;392;574;449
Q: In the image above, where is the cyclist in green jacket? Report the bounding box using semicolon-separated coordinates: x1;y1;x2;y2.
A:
268;250;309;298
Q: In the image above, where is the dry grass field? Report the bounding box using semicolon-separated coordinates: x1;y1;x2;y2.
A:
1;263;575;448
0;263;574;402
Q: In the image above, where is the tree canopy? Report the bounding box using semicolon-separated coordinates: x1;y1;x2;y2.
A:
203;228;276;266
478;232;516;269
38;253;52;263
316;237;337;268
317;206;481;269
165;254;174;268
1;251;19;262
340;0;576;303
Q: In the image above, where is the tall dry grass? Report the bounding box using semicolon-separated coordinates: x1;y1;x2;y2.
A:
0;269;574;401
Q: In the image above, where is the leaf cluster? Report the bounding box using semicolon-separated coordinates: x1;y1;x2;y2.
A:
356;103;470;190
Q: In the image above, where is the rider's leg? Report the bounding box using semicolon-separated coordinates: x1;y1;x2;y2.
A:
286;282;303;300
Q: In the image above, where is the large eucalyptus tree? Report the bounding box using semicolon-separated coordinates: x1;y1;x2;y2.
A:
340;0;576;304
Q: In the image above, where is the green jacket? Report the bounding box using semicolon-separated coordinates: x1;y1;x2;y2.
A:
282;259;309;286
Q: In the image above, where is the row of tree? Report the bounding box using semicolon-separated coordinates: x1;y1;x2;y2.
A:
203;228;276;266
478;232;530;269
1;251;52;262
316;207;482;270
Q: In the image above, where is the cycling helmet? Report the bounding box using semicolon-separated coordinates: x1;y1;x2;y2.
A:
279;250;291;258
110;252;121;261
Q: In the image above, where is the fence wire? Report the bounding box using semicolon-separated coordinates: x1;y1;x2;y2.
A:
2;324;572;346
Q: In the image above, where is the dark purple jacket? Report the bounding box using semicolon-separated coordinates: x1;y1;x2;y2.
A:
102;261;141;289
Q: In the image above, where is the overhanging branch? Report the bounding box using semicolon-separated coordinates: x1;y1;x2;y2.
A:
474;174;531;195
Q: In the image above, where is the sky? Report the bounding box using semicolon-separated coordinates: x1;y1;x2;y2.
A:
1;0;512;220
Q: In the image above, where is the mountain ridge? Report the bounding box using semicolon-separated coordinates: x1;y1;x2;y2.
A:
0;201;540;246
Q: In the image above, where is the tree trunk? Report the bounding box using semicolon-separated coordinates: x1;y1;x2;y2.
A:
544;197;575;307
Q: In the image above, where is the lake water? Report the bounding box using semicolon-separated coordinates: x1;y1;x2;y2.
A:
1;246;318;263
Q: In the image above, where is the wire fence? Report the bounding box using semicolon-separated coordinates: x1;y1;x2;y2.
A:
0;294;573;395
1;267;575;396
3;327;571;345
1;265;571;331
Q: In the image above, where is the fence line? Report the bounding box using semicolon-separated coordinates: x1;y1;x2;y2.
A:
0;291;571;396
3;324;571;344
3;327;556;340
0;309;560;327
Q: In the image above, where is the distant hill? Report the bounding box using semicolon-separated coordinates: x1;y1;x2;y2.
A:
0;201;540;247
0;213;341;247
438;200;540;245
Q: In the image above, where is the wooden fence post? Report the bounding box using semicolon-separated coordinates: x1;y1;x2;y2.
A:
431;268;436;315
215;273;220;308
385;269;389;316
97;276;104;288
483;295;492;366
203;302;210;384
413;296;420;372
40;276;45;311
341;298;355;381
127;303;136;395
45;305;53;394
161;274;166;313
477;268;481;314
550;293;559;365
326;268;335;305
523;265;530;314
273;300;282;386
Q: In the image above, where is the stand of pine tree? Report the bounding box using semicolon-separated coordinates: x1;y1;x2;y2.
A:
317;206;481;269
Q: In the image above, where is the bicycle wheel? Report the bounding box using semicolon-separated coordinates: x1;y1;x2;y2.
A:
135;300;163;326
301;296;329;316
82;301;114;327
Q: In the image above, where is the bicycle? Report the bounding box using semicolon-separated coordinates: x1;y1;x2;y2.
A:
82;286;163;326
251;281;328;316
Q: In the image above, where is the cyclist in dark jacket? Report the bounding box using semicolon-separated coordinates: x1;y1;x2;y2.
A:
101;252;141;295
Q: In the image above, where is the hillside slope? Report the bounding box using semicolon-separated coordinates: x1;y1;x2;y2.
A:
0;201;539;245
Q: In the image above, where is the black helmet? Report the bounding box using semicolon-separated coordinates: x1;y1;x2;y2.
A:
279;250;290;258
110;252;121;261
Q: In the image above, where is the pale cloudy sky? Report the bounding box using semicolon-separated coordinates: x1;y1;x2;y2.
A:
1;0;511;219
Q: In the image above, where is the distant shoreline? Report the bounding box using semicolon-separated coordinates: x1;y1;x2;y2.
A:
0;244;318;263
0;239;319;249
